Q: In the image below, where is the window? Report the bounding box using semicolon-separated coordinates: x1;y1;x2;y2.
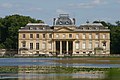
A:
76;34;79;39
69;34;72;38
23;34;25;38
42;43;46;49
30;34;33;38
102;41;106;49
82;42;86;49
75;42;79;50
95;33;99;39
103;34;106;39
36;34;39;38
36;27;39;30
49;42;52;49
89;42;92;49
36;43;39;50
56;34;59;38
29;27;33;30
83;33;86;39
89;33;92;39
63;34;66;38
95;42;99;48
43;34;45;38
22;42;26;47
49;34;52;38
30;43;33;50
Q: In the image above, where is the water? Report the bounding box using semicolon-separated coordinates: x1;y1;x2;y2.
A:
0;58;120;68
0;58;120;80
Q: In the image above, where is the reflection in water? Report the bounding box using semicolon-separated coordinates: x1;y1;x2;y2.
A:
0;72;105;80
0;58;119;80
0;66;106;80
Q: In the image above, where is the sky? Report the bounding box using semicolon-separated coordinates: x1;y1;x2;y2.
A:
0;0;120;26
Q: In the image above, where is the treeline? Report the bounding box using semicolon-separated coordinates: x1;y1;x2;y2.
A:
0;14;120;54
0;14;43;49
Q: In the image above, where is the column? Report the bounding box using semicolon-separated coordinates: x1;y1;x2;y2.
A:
66;41;68;54
60;41;62;55
53;41;56;54
73;41;75;54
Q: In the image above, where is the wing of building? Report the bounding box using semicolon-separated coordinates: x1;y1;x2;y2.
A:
18;14;110;56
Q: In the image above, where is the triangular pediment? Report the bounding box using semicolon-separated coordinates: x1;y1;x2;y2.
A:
55;27;74;32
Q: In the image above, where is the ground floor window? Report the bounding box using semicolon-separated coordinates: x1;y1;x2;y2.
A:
75;42;79;50
22;41;26;47
49;42;52;50
89;42;92;49
82;42;86;49
95;42;99;48
36;43;39;50
30;43;33;50
42;43;46;49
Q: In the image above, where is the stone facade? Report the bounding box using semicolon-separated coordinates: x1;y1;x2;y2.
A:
18;14;110;56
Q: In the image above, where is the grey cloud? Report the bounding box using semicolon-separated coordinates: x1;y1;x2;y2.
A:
0;3;13;9
68;0;107;9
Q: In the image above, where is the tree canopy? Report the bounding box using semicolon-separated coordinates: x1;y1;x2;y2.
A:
0;14;43;49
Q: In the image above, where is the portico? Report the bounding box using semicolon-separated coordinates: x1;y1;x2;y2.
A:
54;40;73;56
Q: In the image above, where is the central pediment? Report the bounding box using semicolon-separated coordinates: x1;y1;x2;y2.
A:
55;27;74;32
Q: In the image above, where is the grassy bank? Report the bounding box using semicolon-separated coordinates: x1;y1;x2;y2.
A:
0;66;119;73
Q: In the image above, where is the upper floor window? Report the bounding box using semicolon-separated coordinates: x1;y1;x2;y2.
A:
95;33;99;39
43;34;45;38
89;33;92;39
63;34;66;38
36;34;39;38
56;34;59;38
69;34;72;38
30;34;33;38
103;34;106;39
83;33;86;39
49;34;52;38
23;34;25;38
76;34;79;39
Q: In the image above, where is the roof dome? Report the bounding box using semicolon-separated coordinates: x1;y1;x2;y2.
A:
54;14;75;26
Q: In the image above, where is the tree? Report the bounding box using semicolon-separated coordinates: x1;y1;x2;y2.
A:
0;14;44;49
115;21;120;26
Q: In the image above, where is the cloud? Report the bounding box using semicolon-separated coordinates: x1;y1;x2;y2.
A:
28;8;43;11
56;9;68;14
117;0;120;3
0;3;13;9
68;0;107;9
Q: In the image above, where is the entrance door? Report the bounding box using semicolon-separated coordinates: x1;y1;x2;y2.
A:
62;41;67;54
68;41;73;56
56;41;60;55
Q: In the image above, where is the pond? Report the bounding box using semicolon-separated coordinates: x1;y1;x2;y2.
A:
0;58;120;80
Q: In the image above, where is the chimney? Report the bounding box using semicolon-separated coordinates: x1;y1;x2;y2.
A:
53;18;56;25
73;18;76;25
